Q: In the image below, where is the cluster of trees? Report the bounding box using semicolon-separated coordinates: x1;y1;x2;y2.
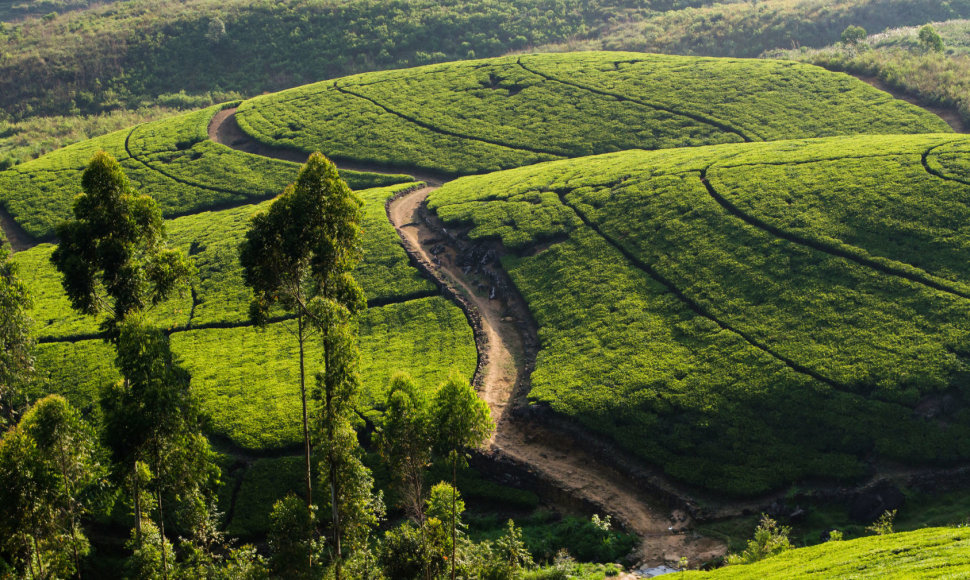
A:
0;149;595;578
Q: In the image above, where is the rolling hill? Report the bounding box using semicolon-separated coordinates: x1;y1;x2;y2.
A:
428;133;970;495
2;50;964;549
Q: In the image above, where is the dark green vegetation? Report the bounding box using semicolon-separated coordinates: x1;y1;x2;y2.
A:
680;526;970;578
429;133;970;495
235;51;948;175
4;0;970;123
0;103;411;239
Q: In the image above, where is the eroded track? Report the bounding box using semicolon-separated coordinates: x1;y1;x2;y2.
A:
387;185;726;567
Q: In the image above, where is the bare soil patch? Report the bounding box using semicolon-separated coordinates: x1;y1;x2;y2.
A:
0;205;36;253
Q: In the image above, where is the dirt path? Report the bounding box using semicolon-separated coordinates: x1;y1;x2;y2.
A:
211;105;727;567
0;205;36;253
854;75;968;134
388;186;726;568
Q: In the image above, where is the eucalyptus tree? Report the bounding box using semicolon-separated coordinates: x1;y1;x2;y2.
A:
314;327;383;580
49;151;204;578
0;395;105;578
431;375;493;580
21;395;107;578
0;243;33;427
239;151;365;521
101;316;219;579
50;150;193;338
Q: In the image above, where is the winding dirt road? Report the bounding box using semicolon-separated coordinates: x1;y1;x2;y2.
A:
210;109;726;567
0;206;35;253
388;184;726;568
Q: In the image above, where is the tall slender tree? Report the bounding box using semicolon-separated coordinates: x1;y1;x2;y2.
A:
431;375;493;580
49;151;203;576
315;322;382;580
0;244;33;426
21;395;107;578
0;395;105;578
101;316;219;579
239;151;365;533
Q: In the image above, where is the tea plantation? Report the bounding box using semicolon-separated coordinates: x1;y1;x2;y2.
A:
679;526;970;578
4;50;968;552
428;133;970;495
0;103;412;238
234;51;950;175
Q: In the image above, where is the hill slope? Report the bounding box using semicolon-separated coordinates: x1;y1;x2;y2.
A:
234;51;949;175
680;526;970;578
429;133;970;495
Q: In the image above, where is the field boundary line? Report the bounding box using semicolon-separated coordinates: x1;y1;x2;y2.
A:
34;293;442;344
124;126;273;201
517;56;755;143
333;83;567;158
554;189;849;391
922;142;970;186
701;165;970;301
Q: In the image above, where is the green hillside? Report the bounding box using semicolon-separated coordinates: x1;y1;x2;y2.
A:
0;102;411;239
428;133;970;495
2;51;961;495
16;176;475;451
234;51;949;175
679;526;970;578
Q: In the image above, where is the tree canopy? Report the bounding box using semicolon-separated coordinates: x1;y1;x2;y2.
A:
50;150;193;333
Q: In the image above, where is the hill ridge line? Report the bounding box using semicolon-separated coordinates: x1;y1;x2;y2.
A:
516;56;755;143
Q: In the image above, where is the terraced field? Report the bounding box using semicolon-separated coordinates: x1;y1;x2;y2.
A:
234;51;949;175
428;133;970;495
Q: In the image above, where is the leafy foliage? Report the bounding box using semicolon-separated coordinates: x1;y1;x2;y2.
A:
0;395;106;578
725;514;793;565
0;244;33;424
50;150;193;333
236;52;947;175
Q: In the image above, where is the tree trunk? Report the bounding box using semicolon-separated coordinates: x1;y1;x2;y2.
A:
155;448;168;580
297;313;313;572
22;531;36;579
451;456;457;580
326;339;342;580
59;447;82;579
134;461;142;545
298;314;312;510
33;534;45;578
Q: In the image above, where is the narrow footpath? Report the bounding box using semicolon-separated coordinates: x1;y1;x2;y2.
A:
210;109;726;567
387;184;726;568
